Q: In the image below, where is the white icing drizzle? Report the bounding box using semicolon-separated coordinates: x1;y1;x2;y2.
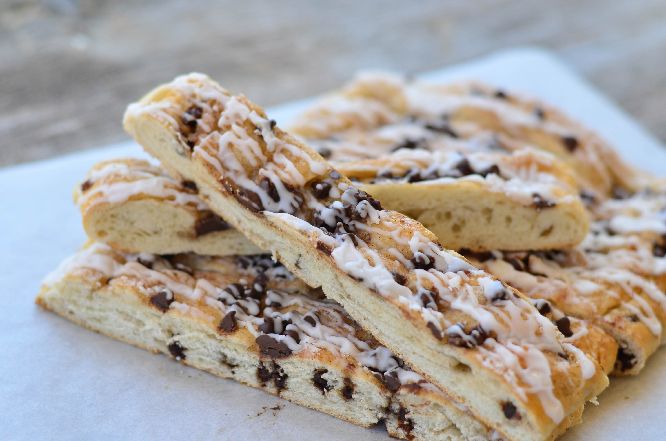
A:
77;160;208;211
341;148;571;207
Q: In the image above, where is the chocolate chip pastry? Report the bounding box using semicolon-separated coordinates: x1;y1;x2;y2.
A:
290;73;640;199
123;73;608;441
36;244;605;441
75;156;617;377
335;147;588;251
463;185;666;376
76;158;260;256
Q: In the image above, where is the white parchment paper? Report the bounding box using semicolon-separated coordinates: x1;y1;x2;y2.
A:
2;48;665;440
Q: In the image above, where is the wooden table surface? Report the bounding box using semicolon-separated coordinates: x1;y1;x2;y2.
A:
2;0;665;167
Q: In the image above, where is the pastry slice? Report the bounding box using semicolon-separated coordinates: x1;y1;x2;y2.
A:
337;147;588;251
76;158;260;256
289;73;639;198
37;244;609;441
37;243;494;440
463;246;665;376
123;73;608;441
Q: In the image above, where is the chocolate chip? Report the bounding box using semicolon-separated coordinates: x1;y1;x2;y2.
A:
628;314;639;322
616;346;637;371
329;170;342;180
220;353;238;369
611;186;632;200
317;146;332;159
383;371;401;392
506;256;527;272
311;181;332;199
532;193;556;210
285;329;300;344
260;316;275;334
579;190;596;207
392;138;427;152
303;315;317;327
150;290;173;312
392;272;408;286
555;316;573;337
490;288;510;302
653;241;666;258
173;262;193;275
534;107;545;120
222;179;264;211
447;325;489;348
195;212;231;236
478;164;500;177
424;121;458;138
419;290;438;310
411;253;435;271
80;179;93;192
454;158;474;176
341;378;354;400
181;180;198;192
426;322;443;340
561;135;579;152
396;406;415;437
258;361;288;390
256;335;292;358
168;341;187;360
257;362;272;383
259;177;280;203
535;300;551;316
316;240;333;255
494;89;508;99
248;273;267;299
219;311;238;333
273;364;288;391
269;119;277;130
313;369;333;393
501;401;519;419
183;105;203;130
137;257;154;269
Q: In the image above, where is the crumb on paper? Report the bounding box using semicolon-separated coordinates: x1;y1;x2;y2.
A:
254;404;284;418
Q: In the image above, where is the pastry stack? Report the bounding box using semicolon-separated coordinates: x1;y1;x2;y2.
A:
37;72;666;440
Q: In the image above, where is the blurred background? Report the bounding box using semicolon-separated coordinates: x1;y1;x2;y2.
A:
2;0;665;167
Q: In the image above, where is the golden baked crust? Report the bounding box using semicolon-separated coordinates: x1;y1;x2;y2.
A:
37;243;500;441
123;73;608;441
289;73;641;198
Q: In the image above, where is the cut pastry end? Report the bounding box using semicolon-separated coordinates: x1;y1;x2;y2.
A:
339;148;589;251
124;73;608;441
75;158;262;256
37;244;499;441
361;180;588;251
